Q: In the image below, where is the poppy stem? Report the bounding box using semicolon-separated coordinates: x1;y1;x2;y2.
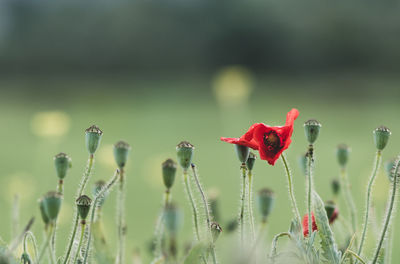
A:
248;170;256;242
340;167;357;237
72;222;86;264
371;157;400;264
239;164;247;246
281;154;301;226
153;189;171;258
116;168;126;264
357;151;382;262
183;169;201;241
306;145;314;239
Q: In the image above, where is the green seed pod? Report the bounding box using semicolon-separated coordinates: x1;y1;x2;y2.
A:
304;119;321;144
257;188;275;221
92;180;107;207
234;145;249;163
337;144;350;167
76;195;92;220
373;126;391;151
54;152;72;180
164;203;182;235
210;222;222;242
176;141;194;170
113;141;131;169
298;153;307;176
85;125;103;154
162;159;177;190
246;152;256;170
331;178;340;196
385;159;396;182
39;198;50;225
42;191;62;221
21;253;31;264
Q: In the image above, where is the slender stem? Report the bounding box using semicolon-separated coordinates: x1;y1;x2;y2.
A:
340;168;357;235
63;154;94;264
347;250;366;264
357;151;382;260
83;169;120;264
38;224;55;264
116;168;126;264
73;223;86;263
183;169;201;241
269;232;291;263
248;171;255;242
23;231;38;263
306;145;314;238
191;164;217;264
281;154;301;226
371;158;399;264
153;190;171;258
239;164;247;246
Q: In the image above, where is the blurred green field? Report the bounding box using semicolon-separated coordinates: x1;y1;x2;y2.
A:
0;74;399;262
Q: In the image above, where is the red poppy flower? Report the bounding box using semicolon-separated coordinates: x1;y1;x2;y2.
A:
220;108;299;165
302;213;318;237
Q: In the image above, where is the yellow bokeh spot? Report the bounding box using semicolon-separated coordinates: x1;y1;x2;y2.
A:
4;173;35;203
212;66;254;108
31;111;71;138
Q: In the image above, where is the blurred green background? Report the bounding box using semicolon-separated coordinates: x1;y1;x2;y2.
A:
0;0;400;262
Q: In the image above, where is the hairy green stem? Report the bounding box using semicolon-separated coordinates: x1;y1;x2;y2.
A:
248;170;255;242
306;146;314;238
183;169;201;241
116;168;126;264
38;224;55;264
62;154;94;264
191;165;217;264
281;154;301;226
239;164;247;246
73;223;86;264
371;158;399;264
23;231;38;263
269;232;291;263
340;168;357;236
153;190;171;258
357;151;382;261
83;169;120;264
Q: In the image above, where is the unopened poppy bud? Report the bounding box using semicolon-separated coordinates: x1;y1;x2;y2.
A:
85;125;103;154
162;159;177;190
246;152;256;170
164;203;182;235
21;253;31;264
211;222;222;242
304;119;321;144
324;200;339;224
176;141;194;170
93;180;108;207
257;188;275;221
331;178;340;195
336;144;350;167
385;159;396;182
54;152;72;180
39;198;50;226
234;145;249;164
76;195;92;220
42;191;62;221
373;126;391;151
113;141;131;169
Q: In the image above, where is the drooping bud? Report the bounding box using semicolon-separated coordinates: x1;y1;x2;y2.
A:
373;126;391;151
93;180;108;207
336;144;350;167
39;198;50;226
42;191;62;221
113;141;131;169
21;253;31;264
324;200;339;224
210;222;222;242
164;203;182;235
385;159;396;182
176;141;194;170
304;119;321;144
54;153;72;180
76;195;92;221
234;145;249;163
246;152;256;170
331;178;340;196
85;125;103;154
298;153;307;176
257;188;275;221
162;159;177;190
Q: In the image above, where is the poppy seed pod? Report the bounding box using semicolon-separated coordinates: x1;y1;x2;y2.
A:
85;125;103;154
113;141;131;169
211;222;222;242
331;178;340;196
76;195;92;220
336;144;350;167
54;152;72;180
176;141;194;170
42;191;62;221
304;119;321;144
385;159;396;182
257;188;275;221
164;203;182;235
234;144;250;163
93;180;107;207
325;200;339;224
246;152;256;170
39;198;50;225
373;126;391;151
162;159;177;190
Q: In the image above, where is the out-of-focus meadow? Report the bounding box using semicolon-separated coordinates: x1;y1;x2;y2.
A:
1;0;400;262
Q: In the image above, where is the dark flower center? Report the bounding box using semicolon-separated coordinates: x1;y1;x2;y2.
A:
263;131;282;153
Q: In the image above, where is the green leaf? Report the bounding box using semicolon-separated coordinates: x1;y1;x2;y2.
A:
183;242;208;264
313;191;340;264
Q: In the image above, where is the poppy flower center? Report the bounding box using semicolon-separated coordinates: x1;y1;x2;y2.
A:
263;131;282;153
